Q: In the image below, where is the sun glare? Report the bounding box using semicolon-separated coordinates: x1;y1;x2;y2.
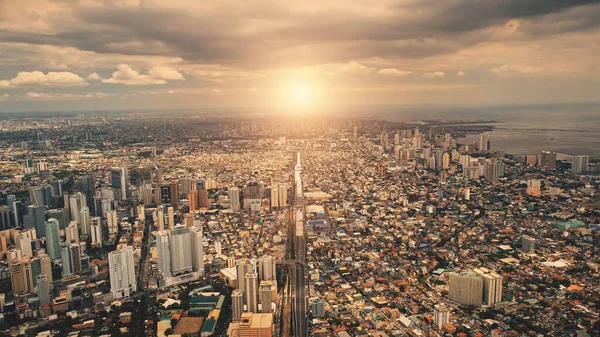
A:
290;84;310;106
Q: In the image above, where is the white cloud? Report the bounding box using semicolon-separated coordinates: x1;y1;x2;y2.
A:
422;71;445;78
211;89;224;95
23;91;116;100
0;71;87;88
489;64;541;77
249;87;258;92
148;66;185;81
335;62;373;74
87;72;102;81
378;68;413;77
457;71;466;77
102;64;184;85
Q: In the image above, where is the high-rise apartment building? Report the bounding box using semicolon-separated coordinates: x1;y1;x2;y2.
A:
45;218;61;259
198;190;209;208
111;167;129;201
109;245;137;299
522;235;536;253
10;256;34;295
258;255;276;281
66;221;79;244
37;274;51;306
191;226;204;275
232;289;244;321
169;225;192;275
245;271;259;313
260;284;272;313
90;217;103;248
572;155;589;175
229;186;240;211
541;151;557;169
156;231;171;278
170;180;180;208
473;268;503;306
448;272;483;306
434;304;449;328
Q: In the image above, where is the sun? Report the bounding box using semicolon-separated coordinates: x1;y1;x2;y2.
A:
282;81;321;113
290;84;310;106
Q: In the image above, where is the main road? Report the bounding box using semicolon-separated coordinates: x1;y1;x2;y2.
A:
279;152;309;337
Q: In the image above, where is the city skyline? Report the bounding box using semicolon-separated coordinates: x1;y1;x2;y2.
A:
0;1;599;336
1;0;600;112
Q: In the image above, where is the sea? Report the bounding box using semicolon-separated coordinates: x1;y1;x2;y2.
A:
333;103;600;158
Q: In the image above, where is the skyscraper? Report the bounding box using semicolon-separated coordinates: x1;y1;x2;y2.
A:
189;189;198;211
258;255;276;281
44;219;61;259
32;253;53;285
69;243;82;275
66;221;79;244
9;256;34;295
61;243;72;277
69;192;87;225
156;231;171;278
245;271;258;313
522;235;536;253
572;155;589;175
232;289;244;321
90;217;103;248
17;230;35;258
448;272;483;306
109;245;137;299
311;299;325;317
237;259;248;295
169;225;192;275
45;208;67;229
198;190;209;209
434;304;449;328
485;159;500;185
107;210;118;234
260;283;272;313
181;177;193;196
170;180;180;208
479;133;488;152
473;268;503;306
191;226;204;274
541;151;557;169
24;204;45;238
111;167;129;201
167;206;175;229
37;274;51;306
228;186;240;211
79;206;91;236
78;175;96;209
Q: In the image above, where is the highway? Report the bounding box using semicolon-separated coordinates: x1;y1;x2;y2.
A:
279;152;309;337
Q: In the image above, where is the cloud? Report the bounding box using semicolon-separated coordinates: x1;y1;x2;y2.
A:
23;91;116;100
456;71;466;77
0;71;87;88
87;72;102;81
489;64;542;77
102;64;184;85
378;68;413;77
148;66;184;81
422;71;445;78
1;0;596;68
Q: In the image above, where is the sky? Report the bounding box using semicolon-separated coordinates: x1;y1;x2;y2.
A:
0;0;599;113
